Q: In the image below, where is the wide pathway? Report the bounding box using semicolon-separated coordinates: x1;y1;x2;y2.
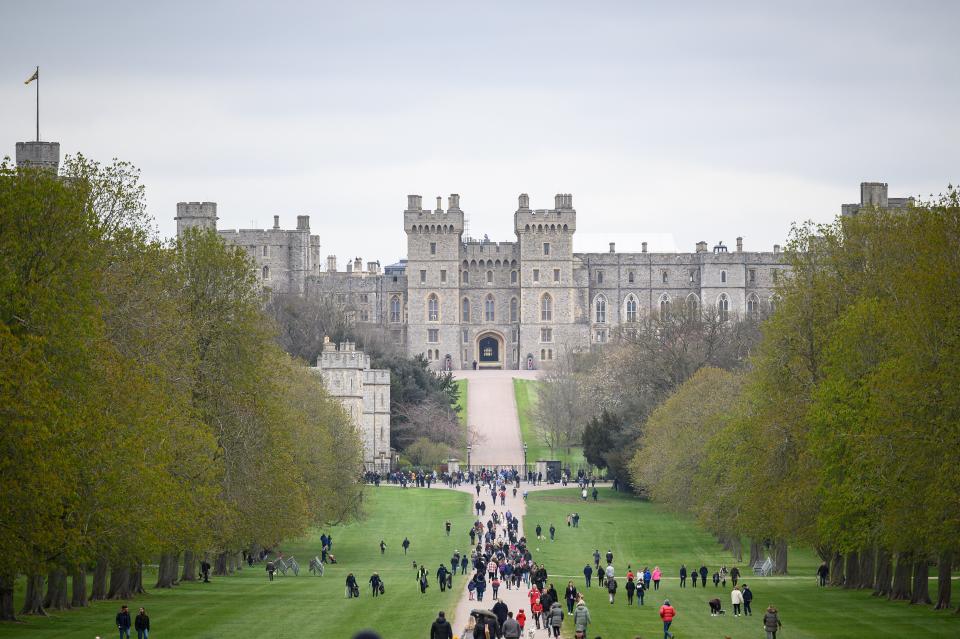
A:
448;480;567;638
453;369;539;468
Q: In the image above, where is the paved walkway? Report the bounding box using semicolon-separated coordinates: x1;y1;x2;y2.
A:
448;481;566;638
453;370;539;468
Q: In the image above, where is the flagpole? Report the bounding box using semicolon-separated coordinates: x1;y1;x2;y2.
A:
36;66;39;142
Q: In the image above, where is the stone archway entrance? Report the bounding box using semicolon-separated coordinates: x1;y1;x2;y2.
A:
476;331;505;369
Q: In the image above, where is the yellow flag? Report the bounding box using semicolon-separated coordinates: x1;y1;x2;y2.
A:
25;69;38;85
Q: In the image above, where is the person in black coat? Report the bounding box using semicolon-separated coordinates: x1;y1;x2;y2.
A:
346;573;359;598
583;564;593;588
430;612;453;639
437;564;450;592
699;565;709;587
369;572;383;597
116;605;131;639
679;564;687;587
134;607;150;639
742;583;754;616
492;599;509;636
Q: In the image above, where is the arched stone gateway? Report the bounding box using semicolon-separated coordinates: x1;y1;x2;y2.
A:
476;331;505;369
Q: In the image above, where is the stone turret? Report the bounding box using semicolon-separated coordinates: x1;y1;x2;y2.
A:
175;201;218;236
16;141;60;172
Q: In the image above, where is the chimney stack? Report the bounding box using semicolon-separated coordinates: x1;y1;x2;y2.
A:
354;257;363;273
696;241;708;253
326;255;337;272
642;241;648;253
736;236;743;252
518;193;530;210
297;215;310;230
773;244;781;254
273;215;280;230
435;196;443;212
609;242;616;253
407;194;423;211
448;194;460;210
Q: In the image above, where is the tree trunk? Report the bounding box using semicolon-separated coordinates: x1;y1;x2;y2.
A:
234;552;243;571
934;551;952;610
772;539;788;575
749;539;762;566
843;551;859;589
214;552;229;576
155;553;179;588
873;549;892;597
181;550;197;582
20;573;46;615
829;552;845;587
42;568;70;610
889;552;912;601
731;536;743;562
859;547;876;590
91;557;109;600
71;566;88;608
0;574;17;622
131;563;145;595
108;565;132;600
910;556;931;605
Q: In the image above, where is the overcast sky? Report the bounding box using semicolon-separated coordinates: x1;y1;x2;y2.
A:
2;1;957;264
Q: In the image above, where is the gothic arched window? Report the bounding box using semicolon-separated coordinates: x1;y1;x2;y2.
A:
717;293;729;322
594;296;607;323
625;295;638;322
485;295;495;322
462;297;470;323
747;293;760;320
427;293;439;322
390;295;401;323
510;297;518;322
659;293;671;320
540;293;553;322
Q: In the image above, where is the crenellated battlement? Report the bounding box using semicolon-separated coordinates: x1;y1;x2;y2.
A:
404;193;465;234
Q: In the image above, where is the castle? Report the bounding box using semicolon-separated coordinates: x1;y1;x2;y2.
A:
171;185;915;373
12;140;915;375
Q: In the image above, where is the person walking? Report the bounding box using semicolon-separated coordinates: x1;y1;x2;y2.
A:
679;564;687;588
402;537;410;555
731;565;741;587
116;605;132;639
536;524;543;540
516;609;526;633
437;564;449;592
531;599;544;629
266;560;276;581
461;554;469;575
445;520;451;536
134;607;149;639
573;598;591;638
549;524;556;541
379;540;386;555
346;572;359;598
606;574;618;604
491;575;501;599
652;566;662;591
430;611;453;639
583;563;593;588
637;577;646;606
763;605;782;639
547;601;564;638
594;549;602;570
699;564;708;588
605;549;614;565
731;585;744;616
816;562;828;587
625;576;636;605
493;599;509;636
564;581;578;614
418;567;429;594
371;572;384;597
592;487;598;501
742;583;754;616
501;612;521;639
658;599;676;639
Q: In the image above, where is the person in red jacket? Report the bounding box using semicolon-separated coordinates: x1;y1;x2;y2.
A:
659;599;676;639
516;609;526;632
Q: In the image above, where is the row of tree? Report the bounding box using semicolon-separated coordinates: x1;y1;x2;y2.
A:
0;158;364;621
628;190;960;611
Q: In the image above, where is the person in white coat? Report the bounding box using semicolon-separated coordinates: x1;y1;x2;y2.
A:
730;585;745;617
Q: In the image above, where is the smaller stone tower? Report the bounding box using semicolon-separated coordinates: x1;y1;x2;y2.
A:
15;141;60;172
175;201;218;237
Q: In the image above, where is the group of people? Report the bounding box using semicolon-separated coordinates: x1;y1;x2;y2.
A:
678;563;740;588
114;604;150;639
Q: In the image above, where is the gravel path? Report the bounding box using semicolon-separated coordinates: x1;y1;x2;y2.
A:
453;370;539;469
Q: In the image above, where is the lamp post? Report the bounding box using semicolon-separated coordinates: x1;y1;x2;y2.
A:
523;443;528;481
467;444;472;472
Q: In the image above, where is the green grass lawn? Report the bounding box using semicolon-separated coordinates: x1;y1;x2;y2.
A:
524;487;960;638
1;488;473;639
514;378;587;468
